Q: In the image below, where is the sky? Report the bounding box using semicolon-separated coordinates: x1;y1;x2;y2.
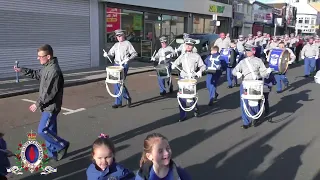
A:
256;0;288;4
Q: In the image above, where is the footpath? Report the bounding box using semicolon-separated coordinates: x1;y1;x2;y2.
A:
0;61;154;98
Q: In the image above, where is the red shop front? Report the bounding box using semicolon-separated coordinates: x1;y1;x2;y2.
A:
252;23;263;36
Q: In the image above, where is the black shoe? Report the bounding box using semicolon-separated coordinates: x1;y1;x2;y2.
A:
228;86;233;88
112;104;122;109
252;119;260;127
179;117;187;122
169;88;173;93
194;107;199;117
127;98;132;108
160;92;166;96
241;125;250;129
208;101;214;106
214;93;219;101
234;83;239;87
57;142;69;161
304;75;309;78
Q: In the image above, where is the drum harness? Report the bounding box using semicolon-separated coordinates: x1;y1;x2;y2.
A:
172;53;199;112
242;59;265;120
103;44;130;98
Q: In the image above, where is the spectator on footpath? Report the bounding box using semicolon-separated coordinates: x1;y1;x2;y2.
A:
135;133;191;180
0;133;15;180
86;133;135;180
13;44;69;162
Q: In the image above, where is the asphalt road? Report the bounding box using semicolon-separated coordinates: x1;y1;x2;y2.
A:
1;62;320;180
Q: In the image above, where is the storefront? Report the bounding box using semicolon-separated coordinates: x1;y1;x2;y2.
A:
252;2;274;36
102;0;232;58
232;12;244;38
0;0;92;78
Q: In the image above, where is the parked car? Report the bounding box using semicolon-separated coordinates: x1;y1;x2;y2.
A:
169;33;219;75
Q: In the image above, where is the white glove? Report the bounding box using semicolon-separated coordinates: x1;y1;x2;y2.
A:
196;71;202;78
236;72;242;79
266;67;272;74
151;56;155;61
166;54;172;58
103;51;108;58
301;56;305;60
315;56;319;60
171;63;176;70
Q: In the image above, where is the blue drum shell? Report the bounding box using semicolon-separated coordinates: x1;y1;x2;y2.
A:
268;48;290;74
220;48;231;63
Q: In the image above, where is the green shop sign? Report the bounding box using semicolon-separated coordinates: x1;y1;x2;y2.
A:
209;5;225;13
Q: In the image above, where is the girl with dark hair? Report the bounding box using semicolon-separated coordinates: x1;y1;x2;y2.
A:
86;133;135;180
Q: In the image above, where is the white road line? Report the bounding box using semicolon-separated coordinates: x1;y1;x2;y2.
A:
21;99;85;115
62;108;86;115
148;74;157;76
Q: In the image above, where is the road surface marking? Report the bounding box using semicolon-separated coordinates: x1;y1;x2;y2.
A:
149;74;157;76
21;99;86;115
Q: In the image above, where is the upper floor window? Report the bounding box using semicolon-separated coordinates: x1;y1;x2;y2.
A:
298;17;303;23
311;18;316;25
305;17;310;24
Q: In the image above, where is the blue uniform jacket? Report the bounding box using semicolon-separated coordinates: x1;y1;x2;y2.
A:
0;138;10;176
204;53;225;74
86;161;135;180
263;73;277;93
135;161;191;180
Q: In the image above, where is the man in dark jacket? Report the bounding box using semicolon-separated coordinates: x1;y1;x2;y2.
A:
14;44;69;161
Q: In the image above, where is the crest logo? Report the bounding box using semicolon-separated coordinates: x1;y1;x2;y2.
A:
7;130;57;175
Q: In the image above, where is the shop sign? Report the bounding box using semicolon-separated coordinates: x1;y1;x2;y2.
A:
133;14;142;30
233;12;244;27
207;2;232;18
106;8;121;33
253;6;273;24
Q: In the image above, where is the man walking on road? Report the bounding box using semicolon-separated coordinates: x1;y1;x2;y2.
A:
14;44;69;161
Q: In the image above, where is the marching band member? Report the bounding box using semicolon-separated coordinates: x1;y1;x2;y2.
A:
204;46;224;106
283;34;290;47
227;40;239;87
214;32;231;50
262;33;269;49
171;38;206;122
103;29;138;108
245;34;255;46
232;44;272;129
301;37;319;77
271;42;295;93
289;33;298;52
152;36;175;95
254;31;264;58
176;33;197;54
236;35;246;62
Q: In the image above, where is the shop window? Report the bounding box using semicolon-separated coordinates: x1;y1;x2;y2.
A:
193;17;204;33
105;8;143;43
204;19;214;33
161;15;184;41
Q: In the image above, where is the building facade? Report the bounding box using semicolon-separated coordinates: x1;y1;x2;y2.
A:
0;0;96;78
252;1;275;36
103;0;232;58
293;0;319;35
232;0;254;38
0;0;233;78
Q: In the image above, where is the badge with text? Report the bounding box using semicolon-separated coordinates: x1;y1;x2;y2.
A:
7;130;57;175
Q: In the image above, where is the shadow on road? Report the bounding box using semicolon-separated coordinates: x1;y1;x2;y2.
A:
185;118;295;179
268;89;313;123
20;115;241;179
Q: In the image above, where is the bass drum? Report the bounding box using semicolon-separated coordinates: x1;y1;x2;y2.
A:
268;48;290;74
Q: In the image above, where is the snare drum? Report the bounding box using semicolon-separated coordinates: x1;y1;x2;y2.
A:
268;48;290;74
154;64;170;79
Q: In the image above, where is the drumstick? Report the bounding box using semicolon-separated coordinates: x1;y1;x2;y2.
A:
103;49;113;63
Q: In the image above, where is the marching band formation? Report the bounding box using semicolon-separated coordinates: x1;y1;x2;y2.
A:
103;29;320;129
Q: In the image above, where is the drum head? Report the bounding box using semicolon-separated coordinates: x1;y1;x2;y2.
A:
279;50;290;73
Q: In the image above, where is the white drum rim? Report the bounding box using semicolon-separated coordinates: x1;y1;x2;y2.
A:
177;93;197;99
178;79;197;83
106;66;124;72
105;79;123;84
241;94;264;100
